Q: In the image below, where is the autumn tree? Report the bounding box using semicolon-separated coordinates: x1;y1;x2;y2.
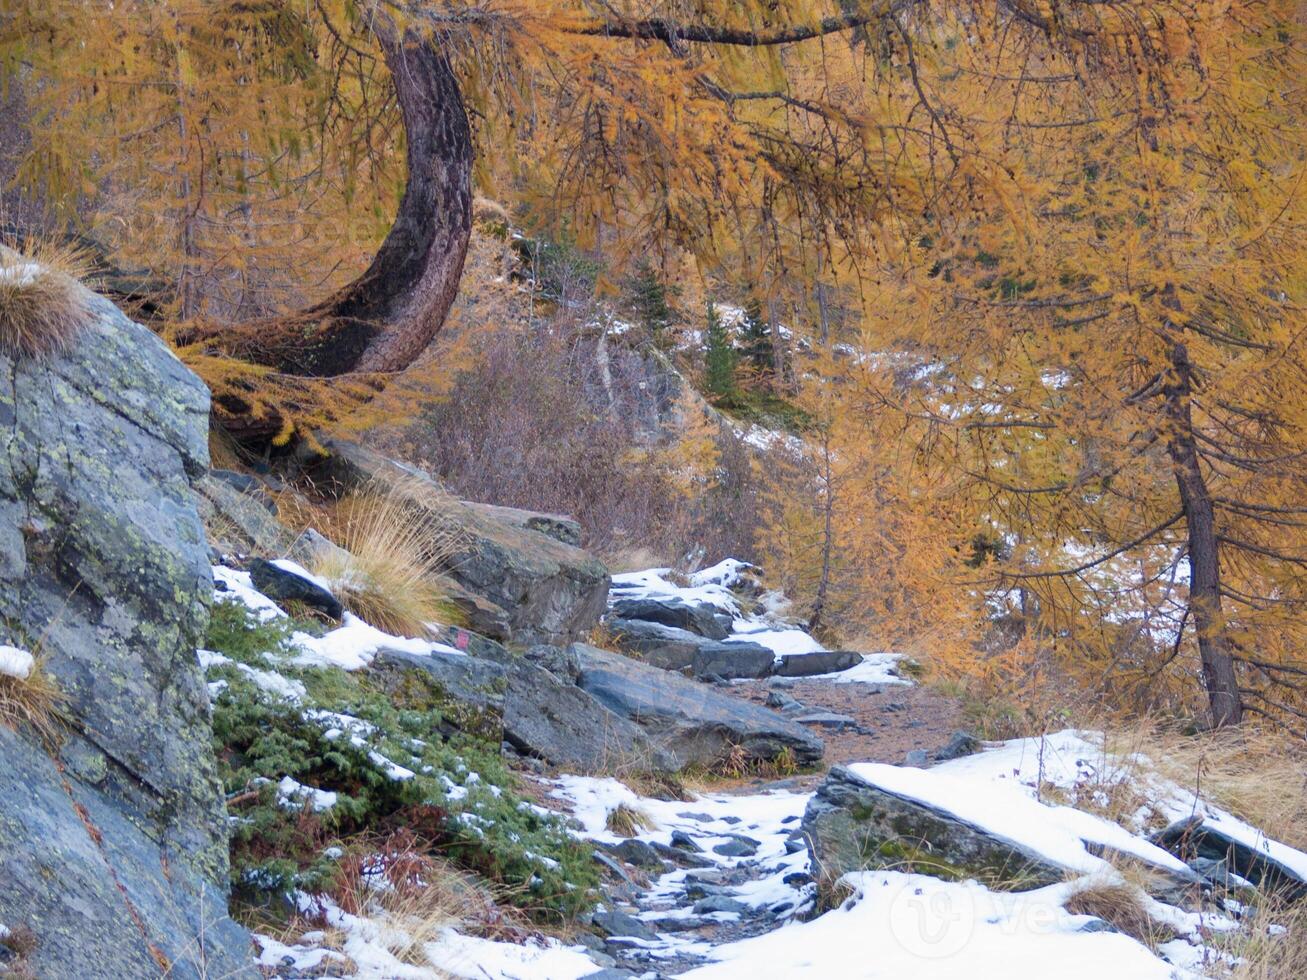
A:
801;0;1307;728
1;0;1168;445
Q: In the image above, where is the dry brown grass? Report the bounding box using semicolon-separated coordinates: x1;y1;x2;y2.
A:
605;802;655;838
0;239;94;361
1227;896;1307;980
307;478;462;638
329;830;533;971
1100;724;1307;852
0;652;66;746
1063;876;1177;950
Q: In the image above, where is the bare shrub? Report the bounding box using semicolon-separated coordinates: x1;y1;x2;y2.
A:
405;315;771;564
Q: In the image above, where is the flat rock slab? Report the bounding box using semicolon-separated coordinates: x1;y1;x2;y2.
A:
774;650;863;677
801;765;1066;889
791;710;859;730
691;643;775;680
575;647;823;770
609;597;733;640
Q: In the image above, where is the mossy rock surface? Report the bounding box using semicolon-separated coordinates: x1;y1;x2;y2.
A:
800;765;1066;897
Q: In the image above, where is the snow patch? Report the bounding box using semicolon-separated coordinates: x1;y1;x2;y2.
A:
0;645;34;681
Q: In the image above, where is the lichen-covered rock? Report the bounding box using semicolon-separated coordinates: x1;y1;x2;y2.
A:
0;293;253;977
575;646;823;769
369;647;508;740
800;765;1065;890
306;438;610;644
194;470;296;557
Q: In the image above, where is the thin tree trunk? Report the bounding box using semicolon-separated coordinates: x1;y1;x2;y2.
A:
200;18;473;383
809;425;835;634
1163;341;1243;727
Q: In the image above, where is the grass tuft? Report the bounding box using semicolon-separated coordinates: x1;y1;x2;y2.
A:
1063;876;1176;950
605;802;654;838
0;651;66;745
308;478;462;638
1228;895;1307;980
0;239;95;361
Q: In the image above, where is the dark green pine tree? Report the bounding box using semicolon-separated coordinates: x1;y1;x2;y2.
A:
704;301;738;400
624;261;676;347
737;298;773;379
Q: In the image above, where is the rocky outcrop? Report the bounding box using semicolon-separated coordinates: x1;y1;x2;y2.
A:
194;469;296;558
1152;816;1307;901
369;647;508;740
575;646;823;769
504;660;675;773
801;766;1066;889
609;597;733;640
307;438;609;644
0;294;252;977
607;618;775;680
370;646;674;773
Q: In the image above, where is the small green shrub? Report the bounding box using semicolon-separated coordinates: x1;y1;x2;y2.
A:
205;599;598;919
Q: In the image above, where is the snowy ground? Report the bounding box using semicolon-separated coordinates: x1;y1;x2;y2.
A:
218;558;1303;979
543;729;1304;980
609;561;910;685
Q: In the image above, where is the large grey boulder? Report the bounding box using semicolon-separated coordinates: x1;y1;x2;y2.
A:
0;293;253;977
801;766;1066;890
609;597;733;640
307;438;610;644
504;660;674;773
575;646;823;769
606;617;703;671
607;617;775;679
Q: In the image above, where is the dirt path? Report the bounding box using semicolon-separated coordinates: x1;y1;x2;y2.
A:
731;676;968;786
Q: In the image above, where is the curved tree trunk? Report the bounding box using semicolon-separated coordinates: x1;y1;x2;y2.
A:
208;19;472;383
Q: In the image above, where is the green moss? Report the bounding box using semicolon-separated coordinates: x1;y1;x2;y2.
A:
205;599;597;919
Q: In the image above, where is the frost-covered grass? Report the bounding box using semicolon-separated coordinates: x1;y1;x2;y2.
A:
203;599;598;921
